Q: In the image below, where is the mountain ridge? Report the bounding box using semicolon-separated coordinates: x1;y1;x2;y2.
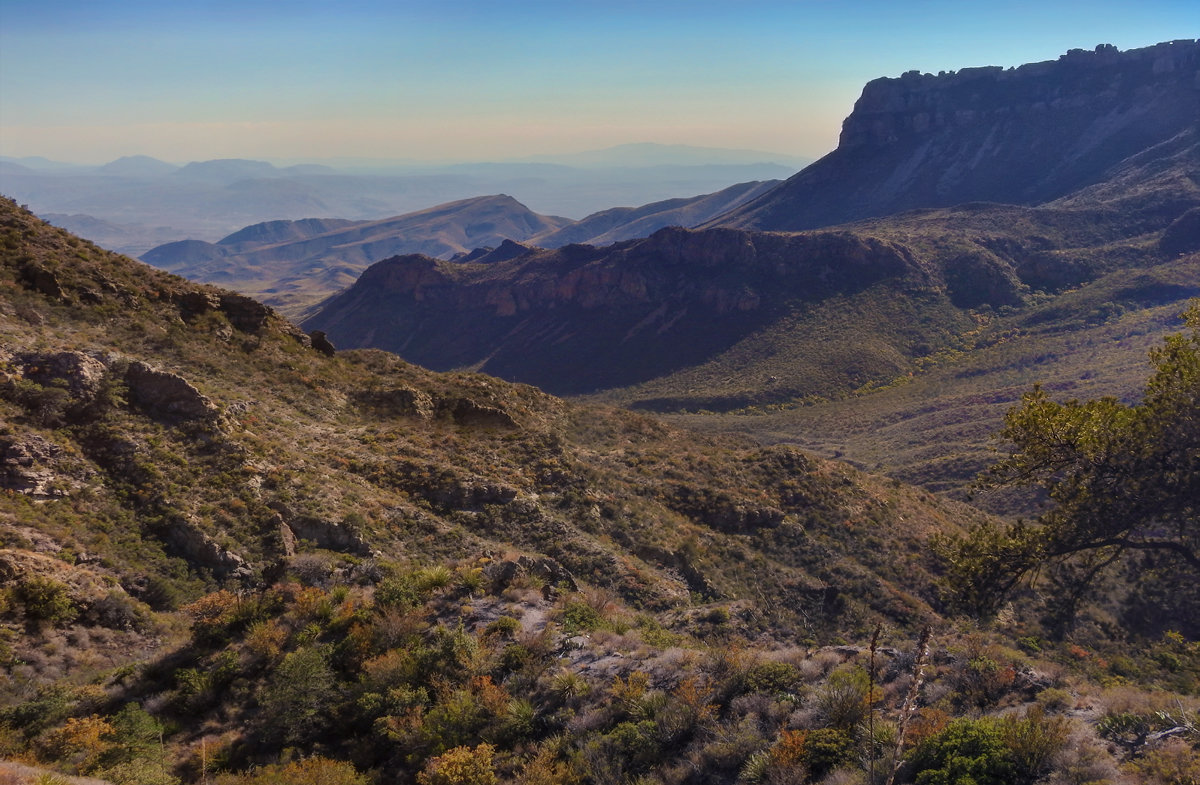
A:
140;185;784;316
713;40;1200;232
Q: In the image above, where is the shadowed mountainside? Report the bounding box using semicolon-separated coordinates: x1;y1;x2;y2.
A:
528;179;780;248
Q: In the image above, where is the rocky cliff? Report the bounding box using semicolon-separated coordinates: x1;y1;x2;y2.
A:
715;40;1200;231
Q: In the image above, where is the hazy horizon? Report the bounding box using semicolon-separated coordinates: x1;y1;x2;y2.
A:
1;0;1196;165
0;141;814;170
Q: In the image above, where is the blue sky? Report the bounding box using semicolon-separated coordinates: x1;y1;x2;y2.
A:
0;0;1196;164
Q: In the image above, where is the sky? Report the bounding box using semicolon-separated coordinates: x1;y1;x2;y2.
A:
0;0;1196;165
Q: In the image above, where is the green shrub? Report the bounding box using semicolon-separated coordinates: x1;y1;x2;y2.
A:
13;576;77;624
258;646;339;745
375;574;420;609
214;757;367;785
909;718;1015;785
803;727;855;782
739;661;803;697
998;707;1069;782
814;667;874;730
483;615;521;639
561;600;604;633
907;709;1066;785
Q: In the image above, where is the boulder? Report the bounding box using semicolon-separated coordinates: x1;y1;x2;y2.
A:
442;396;518;428
218;292;272;332
0;433;71;497
20;264;63;299
284;515;373;556
355;386;435;418
14;351;108;403
125;361;219;420
162;518;251;580
483;554;578;592
310;330;336;356
173;290;221;320
433;478;518;509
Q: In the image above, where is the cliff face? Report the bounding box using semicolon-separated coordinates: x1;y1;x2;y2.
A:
715;40;1200;231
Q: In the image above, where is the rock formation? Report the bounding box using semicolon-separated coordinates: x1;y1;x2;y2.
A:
715;40;1200;231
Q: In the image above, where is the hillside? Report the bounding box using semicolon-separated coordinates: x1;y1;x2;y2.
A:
2;197;1197;785
7;193;979;626
713;40;1200;232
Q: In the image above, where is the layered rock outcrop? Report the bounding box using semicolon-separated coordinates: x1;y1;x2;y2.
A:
716;40;1200;231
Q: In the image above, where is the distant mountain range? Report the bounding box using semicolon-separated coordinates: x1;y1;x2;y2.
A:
139;181;781;316
141;196;570;316
0;144;807;256
514;142;813;168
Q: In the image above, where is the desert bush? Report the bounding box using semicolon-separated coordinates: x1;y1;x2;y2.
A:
374;573;421;610
907;708;1067;785
245;618;289;662
949;653;1018;709
37;714;114;773
12;577;77;625
803;728;856;783
99;702;167;767
87;589;150;631
1127;736;1200;785
418;743;497;785
1042;728;1120;785
999;707;1070;782
183;589;241;644
740;661;804;698
139;575;181;611
581;720;661;782
561;600;604;634
514;743;581;785
100;757;180;785
908;718;1015;785
214;756;367;785
258;646;339;745
814;667;874;730
1036;687;1075;713
483;615;521;639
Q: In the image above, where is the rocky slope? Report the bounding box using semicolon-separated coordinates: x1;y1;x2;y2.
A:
713;40;1200;231
2;198;1197;785
1;194;978;650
